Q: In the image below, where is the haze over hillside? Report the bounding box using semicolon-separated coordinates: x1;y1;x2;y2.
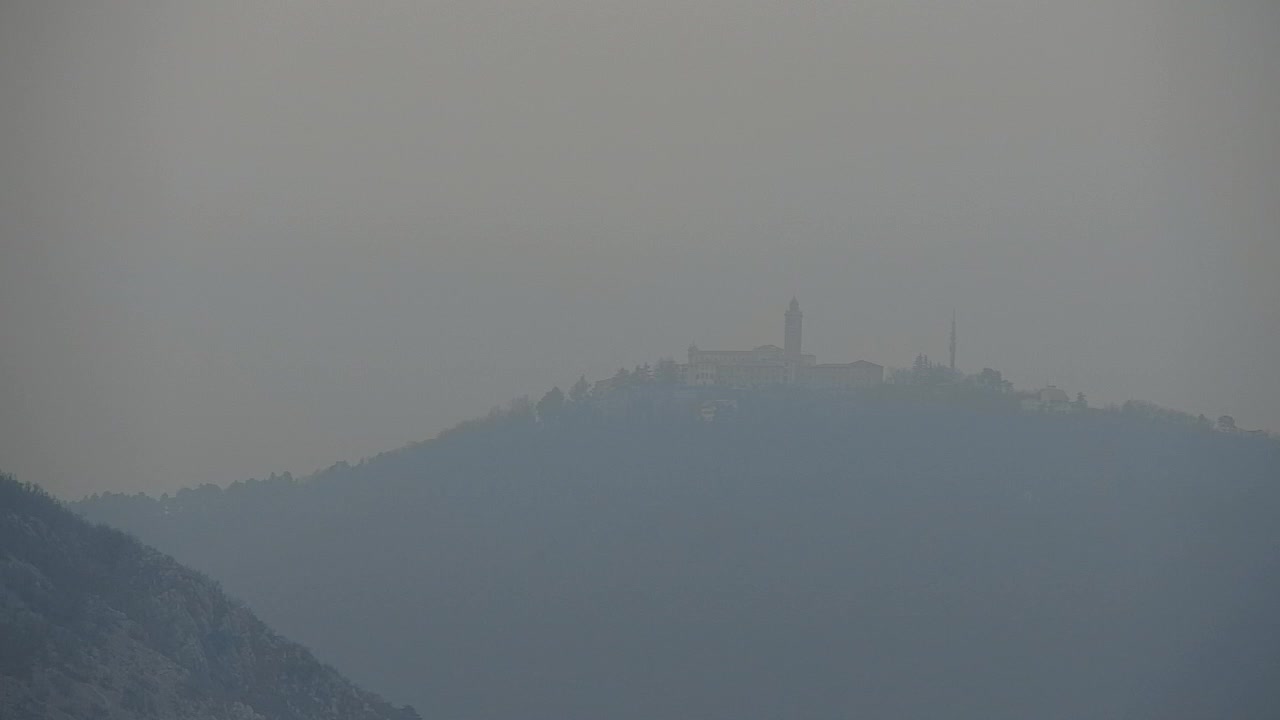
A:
4;1;1279;498
77;390;1280;719
4;2;1277;717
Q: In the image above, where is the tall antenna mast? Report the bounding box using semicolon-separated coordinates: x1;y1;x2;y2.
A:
949;310;957;372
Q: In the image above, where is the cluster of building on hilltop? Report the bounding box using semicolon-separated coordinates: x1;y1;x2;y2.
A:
590;299;1091;415
567;299;1269;432
681;298;883;390
672;299;1087;412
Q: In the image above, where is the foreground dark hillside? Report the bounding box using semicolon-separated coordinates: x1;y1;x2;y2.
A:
0;475;419;720
77;395;1280;719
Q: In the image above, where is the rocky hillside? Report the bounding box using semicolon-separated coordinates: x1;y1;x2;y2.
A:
0;474;419;720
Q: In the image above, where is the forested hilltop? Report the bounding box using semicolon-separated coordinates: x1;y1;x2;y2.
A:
76;389;1280;720
0;475;420;720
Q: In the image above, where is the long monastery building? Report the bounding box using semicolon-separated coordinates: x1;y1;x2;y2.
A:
683;299;882;390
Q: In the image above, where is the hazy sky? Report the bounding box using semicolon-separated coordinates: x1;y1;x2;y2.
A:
2;1;1277;498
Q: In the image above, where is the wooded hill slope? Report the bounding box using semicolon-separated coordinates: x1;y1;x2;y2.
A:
0;475;419;720
76;392;1280;720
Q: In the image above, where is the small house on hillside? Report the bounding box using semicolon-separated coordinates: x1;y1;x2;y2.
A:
1021;385;1073;413
799;360;885;390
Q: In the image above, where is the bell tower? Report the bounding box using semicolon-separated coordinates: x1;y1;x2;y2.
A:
785;297;802;360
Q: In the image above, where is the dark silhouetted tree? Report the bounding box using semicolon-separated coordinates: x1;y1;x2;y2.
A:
569;376;591;404
913;354;930;376
610;367;631;388
632;363;653;385
536;387;565;422
974;368;1012;393
655;359;681;385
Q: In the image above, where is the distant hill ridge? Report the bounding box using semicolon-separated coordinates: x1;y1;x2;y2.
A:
75;392;1280;720
0;474;420;720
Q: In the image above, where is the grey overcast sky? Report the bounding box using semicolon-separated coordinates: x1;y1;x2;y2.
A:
2;1;1277;498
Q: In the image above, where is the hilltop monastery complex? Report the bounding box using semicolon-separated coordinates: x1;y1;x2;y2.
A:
682;299;883;389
